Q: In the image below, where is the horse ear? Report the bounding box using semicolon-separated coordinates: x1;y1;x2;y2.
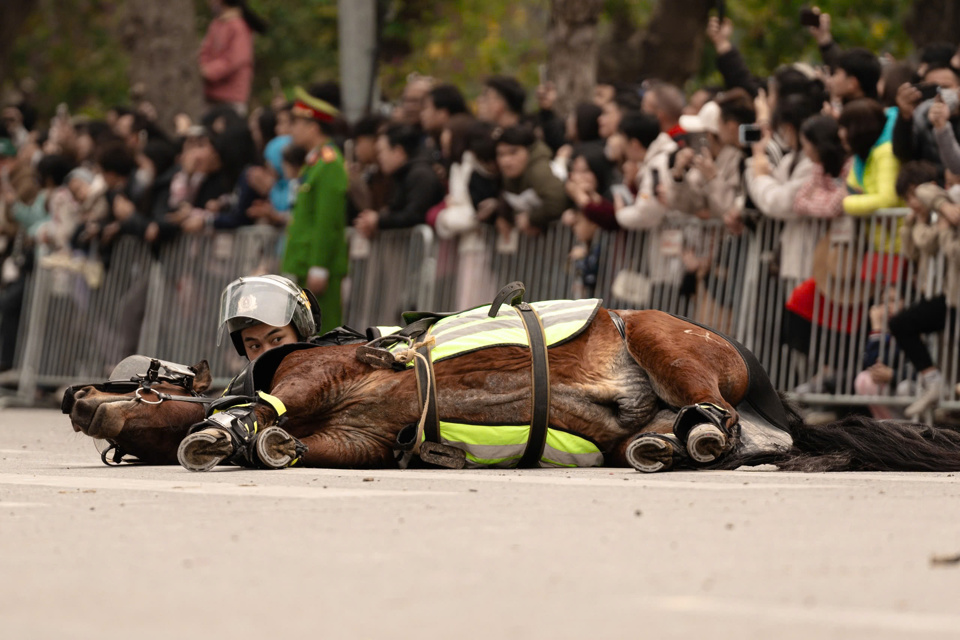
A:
191;360;213;393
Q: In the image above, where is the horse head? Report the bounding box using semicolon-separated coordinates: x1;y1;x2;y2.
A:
64;357;213;464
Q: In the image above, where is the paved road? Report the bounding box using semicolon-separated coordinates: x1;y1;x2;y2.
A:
1;408;959;640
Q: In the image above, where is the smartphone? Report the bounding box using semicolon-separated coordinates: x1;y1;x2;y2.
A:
739;124;763;146
914;82;939;101
799;7;821;27
715;0;725;23
650;168;661;195
685;132;710;153
344;139;355;164
538;64;548;86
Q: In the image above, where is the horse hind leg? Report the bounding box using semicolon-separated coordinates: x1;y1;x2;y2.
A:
616;310;749;467
616;409;731;473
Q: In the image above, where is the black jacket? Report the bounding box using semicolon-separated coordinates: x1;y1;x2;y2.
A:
378;159;445;230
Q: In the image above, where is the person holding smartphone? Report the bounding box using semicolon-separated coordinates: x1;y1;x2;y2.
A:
670;89;756;221
743;94;821;281
893;58;960;169
614;112;677;231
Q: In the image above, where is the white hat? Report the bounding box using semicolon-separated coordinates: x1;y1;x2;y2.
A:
679;101;721;135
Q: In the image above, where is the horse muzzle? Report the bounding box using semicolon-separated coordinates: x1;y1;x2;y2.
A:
69;391;136;440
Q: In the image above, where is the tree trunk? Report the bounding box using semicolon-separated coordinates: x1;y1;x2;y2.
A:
905;0;960;47
0;0;38;91
635;0;713;87
547;0;604;118
119;0;205;133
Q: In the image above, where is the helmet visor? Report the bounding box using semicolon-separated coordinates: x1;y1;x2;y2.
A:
109;355;196;383
217;278;300;345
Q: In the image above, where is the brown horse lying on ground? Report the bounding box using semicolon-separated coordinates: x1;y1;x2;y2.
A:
65;306;960;473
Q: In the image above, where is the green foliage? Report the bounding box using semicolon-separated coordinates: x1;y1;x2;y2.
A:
3;0;920;123
378;0;549;105
7;0;129;119
726;0;911;77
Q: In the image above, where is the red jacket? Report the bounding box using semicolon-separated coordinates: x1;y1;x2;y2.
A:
199;14;253;104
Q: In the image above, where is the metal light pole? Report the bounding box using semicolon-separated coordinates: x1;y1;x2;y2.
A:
337;0;377;123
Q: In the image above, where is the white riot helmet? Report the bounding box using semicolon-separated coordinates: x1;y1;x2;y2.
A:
218;275;320;357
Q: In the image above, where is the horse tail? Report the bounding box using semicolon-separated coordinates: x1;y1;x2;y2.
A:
780;415;960;472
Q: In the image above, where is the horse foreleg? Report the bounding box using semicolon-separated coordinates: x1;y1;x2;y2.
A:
294;427;398;469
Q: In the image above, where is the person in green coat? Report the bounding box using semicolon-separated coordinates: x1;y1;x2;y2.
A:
281;86;349;330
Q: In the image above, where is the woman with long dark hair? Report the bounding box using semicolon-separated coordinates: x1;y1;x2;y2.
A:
199;0;268;114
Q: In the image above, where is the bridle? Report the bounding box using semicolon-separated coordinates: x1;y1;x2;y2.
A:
62;358;216;466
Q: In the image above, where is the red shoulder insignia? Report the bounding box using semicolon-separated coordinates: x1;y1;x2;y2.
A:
321;146;338;163
306;148;321;166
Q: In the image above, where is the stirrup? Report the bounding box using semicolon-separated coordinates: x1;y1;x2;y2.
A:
625;433;684;473
419;441;466;469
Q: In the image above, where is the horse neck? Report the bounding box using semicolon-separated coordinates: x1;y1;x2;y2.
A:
267;346;423;435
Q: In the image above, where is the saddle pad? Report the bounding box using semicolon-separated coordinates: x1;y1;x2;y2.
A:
396;298;602;364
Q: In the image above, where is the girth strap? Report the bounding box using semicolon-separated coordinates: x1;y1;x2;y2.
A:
393;281;552;469
515;302;551;468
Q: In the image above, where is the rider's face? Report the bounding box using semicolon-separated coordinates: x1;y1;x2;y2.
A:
240;323;299;360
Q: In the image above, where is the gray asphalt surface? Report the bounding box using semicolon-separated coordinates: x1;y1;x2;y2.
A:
1;408;959;640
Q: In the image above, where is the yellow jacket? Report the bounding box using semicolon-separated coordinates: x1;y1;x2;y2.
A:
844;141;902;252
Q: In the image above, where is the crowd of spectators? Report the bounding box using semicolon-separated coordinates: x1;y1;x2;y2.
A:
1;7;959;417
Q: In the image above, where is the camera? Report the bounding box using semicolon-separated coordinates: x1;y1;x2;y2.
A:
913;82;940;102
799;7;821;28
739;124;763;146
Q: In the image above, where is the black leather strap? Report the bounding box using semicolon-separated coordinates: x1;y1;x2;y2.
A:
489;281;526;317
516;302;551;468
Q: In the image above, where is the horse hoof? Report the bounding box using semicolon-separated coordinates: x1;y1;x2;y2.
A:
625;434;681;473
178;428;234;472
686;424;727;464
255;426;301;469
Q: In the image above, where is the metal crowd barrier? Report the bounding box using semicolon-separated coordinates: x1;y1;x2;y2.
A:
10;227;283;401
7;212;959;418
14;236;154;402
343;226;435;328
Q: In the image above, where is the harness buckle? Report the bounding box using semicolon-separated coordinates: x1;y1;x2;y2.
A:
357;334;414;370
419;441;466;469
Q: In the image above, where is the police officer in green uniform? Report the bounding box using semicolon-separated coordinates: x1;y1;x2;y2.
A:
281;86;349;330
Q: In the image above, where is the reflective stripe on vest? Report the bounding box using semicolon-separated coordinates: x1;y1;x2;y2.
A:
392;298;601;364
375;326;402;337
428;421;604;469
